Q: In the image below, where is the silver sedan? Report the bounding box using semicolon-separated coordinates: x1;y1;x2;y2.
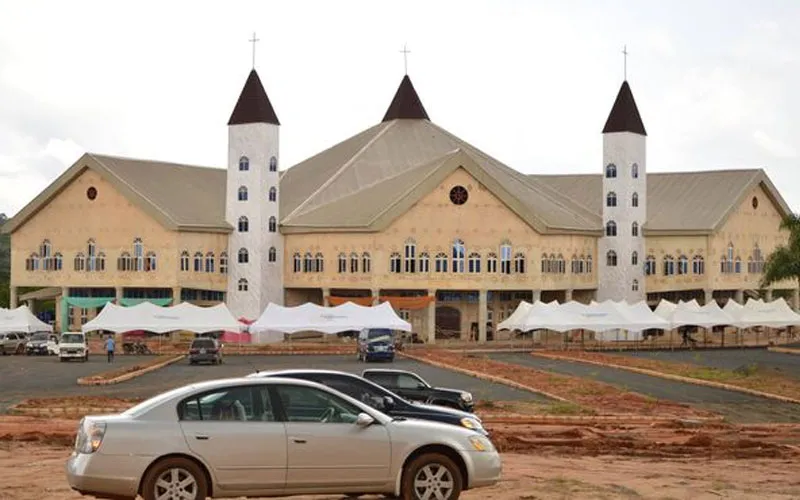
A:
65;376;502;500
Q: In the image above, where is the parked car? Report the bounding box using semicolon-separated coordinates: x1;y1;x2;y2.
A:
0;332;28;355
65;377;501;500
59;332;89;362
247;369;486;435
362;368;475;412
357;328;395;362
25;332;59;356
188;337;223;365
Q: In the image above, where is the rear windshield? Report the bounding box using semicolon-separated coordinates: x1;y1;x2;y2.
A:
191;339;216;348
31;333;49;341
61;334;84;343
366;329;393;340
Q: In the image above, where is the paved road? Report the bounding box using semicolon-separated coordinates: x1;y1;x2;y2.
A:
609;348;800;380
488;353;800;423
0;354;549;413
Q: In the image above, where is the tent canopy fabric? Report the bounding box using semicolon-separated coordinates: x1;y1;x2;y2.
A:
0;305;53;334
498;300;668;333
723;297;800;328
655;299;737;329
250;301;412;335
82;302;242;334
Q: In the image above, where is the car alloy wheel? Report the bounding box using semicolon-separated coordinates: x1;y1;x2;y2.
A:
402;452;463;500
141;457;208;500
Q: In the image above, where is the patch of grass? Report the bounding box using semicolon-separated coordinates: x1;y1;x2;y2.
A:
609;483;643;498
541;401;595;416
710;479;734;491
685;365;757;382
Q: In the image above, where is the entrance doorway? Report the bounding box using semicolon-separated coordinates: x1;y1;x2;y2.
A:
435;306;461;340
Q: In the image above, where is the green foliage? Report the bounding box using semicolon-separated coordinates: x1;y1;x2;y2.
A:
0;213;9;307
761;213;800;288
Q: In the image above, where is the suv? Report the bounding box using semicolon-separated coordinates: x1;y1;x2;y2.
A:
0;332;28;355
247;369;486;435
188;337;223;365
362;368;475;412
357;328;395;362
59;332;89;362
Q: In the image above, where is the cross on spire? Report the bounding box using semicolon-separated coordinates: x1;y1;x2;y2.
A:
622;44;628;81
249;32;260;69
399;43;411;75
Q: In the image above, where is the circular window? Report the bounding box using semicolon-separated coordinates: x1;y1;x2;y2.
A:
449;186;469;205
752;196;759;209
86;187;97;200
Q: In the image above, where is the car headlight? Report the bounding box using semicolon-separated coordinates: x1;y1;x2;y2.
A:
460;417;483;431
468;435;495;452
26;343;33;348
460;392;473;403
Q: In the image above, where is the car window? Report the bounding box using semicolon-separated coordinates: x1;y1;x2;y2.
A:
322;375;394;411
61;334;84;343
179;386;269;422
191;339;216;349
365;372;397;388
397;374;425;389
275;384;360;424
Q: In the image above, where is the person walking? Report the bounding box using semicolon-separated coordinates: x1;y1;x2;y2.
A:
105;334;115;363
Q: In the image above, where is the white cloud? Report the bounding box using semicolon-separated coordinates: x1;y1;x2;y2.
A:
753;130;797;159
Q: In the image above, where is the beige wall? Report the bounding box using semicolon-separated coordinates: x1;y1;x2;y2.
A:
284;167;597;292
176;232;229;291
10;168;227;291
643;235;708;292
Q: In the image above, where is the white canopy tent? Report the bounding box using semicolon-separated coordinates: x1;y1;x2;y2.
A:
0;305;54;334
723;297;800;329
82;302;242;334
249;301;412;341
654;299;737;329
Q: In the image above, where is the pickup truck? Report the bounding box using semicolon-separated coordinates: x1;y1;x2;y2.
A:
361;368;475;412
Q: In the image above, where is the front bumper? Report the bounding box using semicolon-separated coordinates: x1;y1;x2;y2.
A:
60;350;87;358
465;450;502;489
190;352;221;362
66;450;152;500
26;345;50;355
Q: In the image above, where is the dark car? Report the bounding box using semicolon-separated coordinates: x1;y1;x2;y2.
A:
25;332;59;356
188;337;223;365
357;328;395;362
247;369;487;435
362;368;475;412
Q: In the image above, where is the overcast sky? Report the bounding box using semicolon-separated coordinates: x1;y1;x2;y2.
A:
1;0;799;216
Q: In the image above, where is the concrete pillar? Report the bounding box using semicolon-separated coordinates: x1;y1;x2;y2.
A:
9;286;17;309
322;287;330;307
26;300;35;314
703;289;714;305
115;286;123;304
371;288;380;306
531;289;541;303
765;289;773;302
427;289;436;344
478;289;488;343
564;289;573;303
793;288;799;311
172;287;182;305
734;289;744;304
61;287;69;331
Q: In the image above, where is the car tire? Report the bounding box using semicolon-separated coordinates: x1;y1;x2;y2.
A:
141;456;208;500
401;452;463;500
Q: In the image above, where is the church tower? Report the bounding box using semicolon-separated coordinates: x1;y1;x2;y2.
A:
597;80;647;303
225;69;283;320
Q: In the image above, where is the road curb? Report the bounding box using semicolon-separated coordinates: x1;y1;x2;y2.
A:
8;404;125;418
768;346;800;356
399;351;569;403
531;352;800;406
480;414;725;425
77;355;186;386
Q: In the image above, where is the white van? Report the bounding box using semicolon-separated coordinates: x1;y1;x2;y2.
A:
59;332;89;362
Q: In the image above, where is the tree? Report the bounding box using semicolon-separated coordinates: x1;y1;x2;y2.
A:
761;213;800;289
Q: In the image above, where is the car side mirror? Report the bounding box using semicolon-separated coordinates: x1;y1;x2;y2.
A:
355;412;374;427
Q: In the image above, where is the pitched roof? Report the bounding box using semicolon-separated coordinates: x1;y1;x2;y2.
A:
602;80;647;136
529;169;792;235
228;69;280;126
382;75;430;122
2;153;231;234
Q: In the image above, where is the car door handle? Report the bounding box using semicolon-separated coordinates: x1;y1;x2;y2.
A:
194;434;210;440
290;437;307;444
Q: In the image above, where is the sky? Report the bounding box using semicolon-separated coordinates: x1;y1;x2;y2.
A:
1;0;800;216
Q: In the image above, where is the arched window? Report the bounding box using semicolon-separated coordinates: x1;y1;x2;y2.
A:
605;221;617;237
238;216;249;232
303;252;313;272
220;252;228;274
586;255;593;273
238;248;249;264
268;186;277;202
96;252;106;271
734;256;742;274
434;252;448;273
571;254;580;273
180;251;190;272
404;239;416;273
205;252;215;273
605;163;617;178
71;252;84;271
350;252;358;273
751;244;764;273
293;252;302;273
86;239;96;271
513;252;526;273
268;216;277;233
54;252;63;271
557;254;565;273
631;192;639;207
452;239;465;273
631;251;638;266
663;255;675;276
145;251;157;272
678;255;688;275
193;252;203;272
133;238;144;271
418;252;430;273
541;253;549;273
117;252;132;272
632;279;639;291
631;163;639;179
606;250;617;267
723;243;735;273
500;242;512;274
468;252;481;273
631;222;639;237
606;192;617;207
238;186;248;201
692;255;705;275
390;252;402;273
238;278;249;292
314;253;324;273
25;253;39;271
338;253;347;273
269;156;277;172
239;156;249;171
644;254;656;275
486;252;497;273
362;252;371;273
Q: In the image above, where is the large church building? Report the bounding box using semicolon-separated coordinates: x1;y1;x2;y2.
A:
3;68;797;341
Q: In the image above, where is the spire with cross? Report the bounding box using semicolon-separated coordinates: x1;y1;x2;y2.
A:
622;44;628;81
399;43;411;75
249;32;260;69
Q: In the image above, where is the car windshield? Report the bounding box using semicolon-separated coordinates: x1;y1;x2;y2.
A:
61;334;84;343
30;333;49;341
191;339;215;348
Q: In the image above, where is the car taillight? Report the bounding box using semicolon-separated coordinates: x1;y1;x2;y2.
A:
75;418;106;454
208;349;218;354
190;349;199;354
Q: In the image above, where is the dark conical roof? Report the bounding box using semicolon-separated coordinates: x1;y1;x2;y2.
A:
602;80;646;136
382;75;429;122
228;69;280;126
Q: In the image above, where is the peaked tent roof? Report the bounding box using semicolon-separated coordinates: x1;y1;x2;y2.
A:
382;75;430;121
602;80;647;136
228;69;280;126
